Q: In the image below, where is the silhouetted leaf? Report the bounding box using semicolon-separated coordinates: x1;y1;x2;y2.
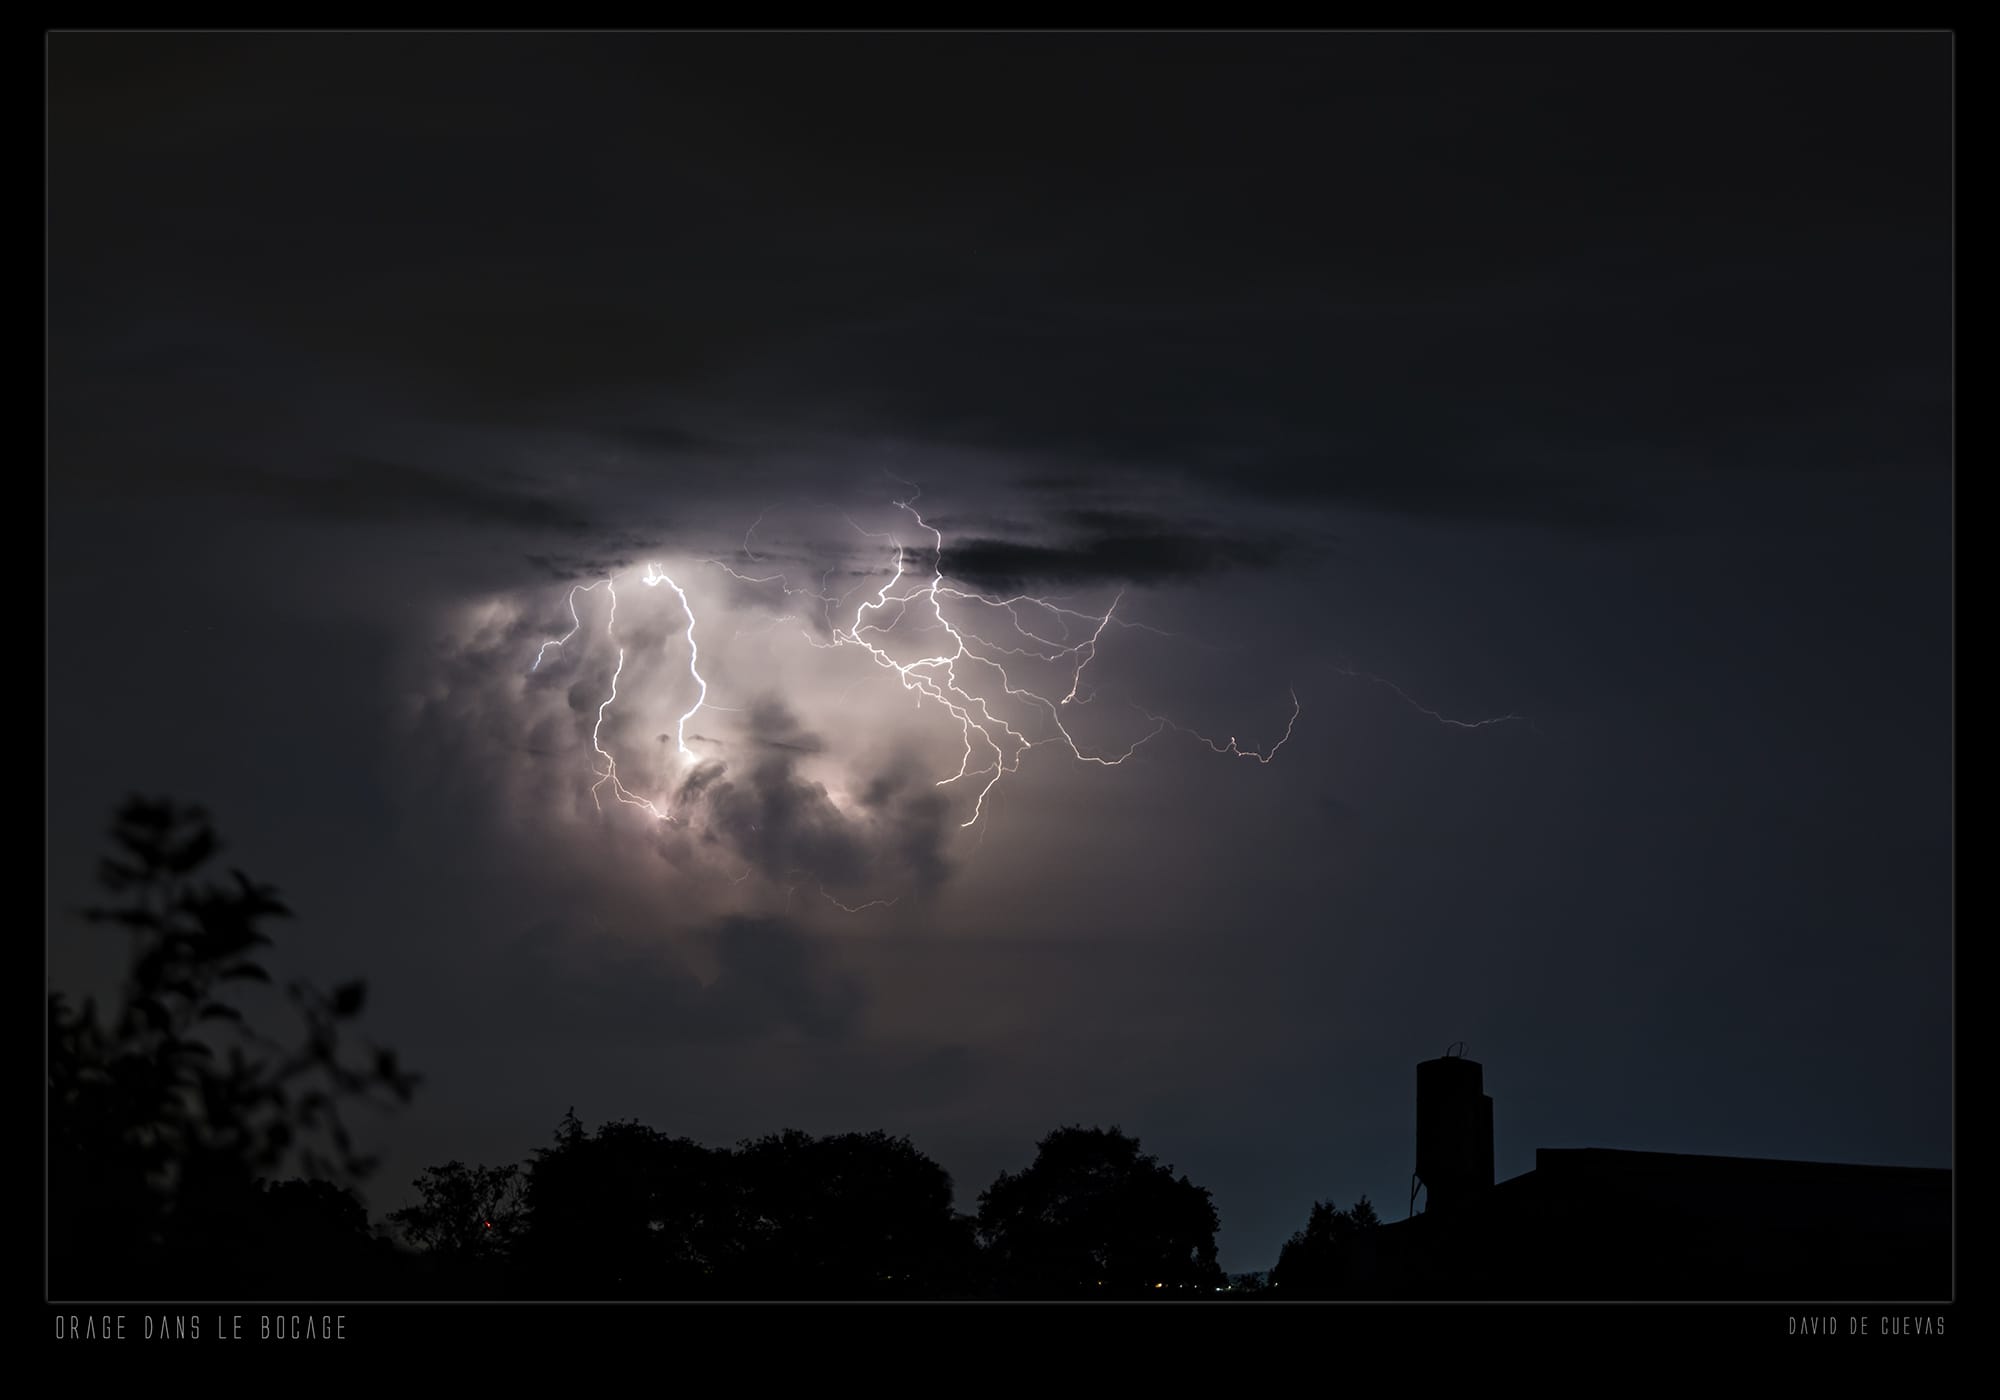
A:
164;826;219;874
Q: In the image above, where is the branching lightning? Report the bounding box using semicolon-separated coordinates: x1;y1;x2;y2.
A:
532;578;611;672
539;566;708;823
640;563;708;759
526;483;1515;912
744;488;1300;829
1327;665;1529;731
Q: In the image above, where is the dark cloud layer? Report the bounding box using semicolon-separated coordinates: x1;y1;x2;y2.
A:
945;523;1296;590
682;698;956;900
228;456;596;533
48;33;1947;534
485;915;864;1047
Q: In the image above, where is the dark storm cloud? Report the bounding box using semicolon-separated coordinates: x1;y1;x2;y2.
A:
218;456;597;533
743;699;827;756
854;766;954;896
595;422;735;458
523;552;631;582
491;914;863;1046
703;915;865;1040
523;530;667;581
47;32;1948;540
679;697;955;899
944;524;1297;590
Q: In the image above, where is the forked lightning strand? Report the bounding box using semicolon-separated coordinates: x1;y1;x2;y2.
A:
527;487;1511;906
764;491;1301;828
641;563;708;758
535;567;706;822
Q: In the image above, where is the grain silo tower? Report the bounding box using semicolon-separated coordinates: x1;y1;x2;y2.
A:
1411;1044;1495;1216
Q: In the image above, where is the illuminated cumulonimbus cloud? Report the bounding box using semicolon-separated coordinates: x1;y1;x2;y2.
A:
512;481;1527;915
522;483;1304;905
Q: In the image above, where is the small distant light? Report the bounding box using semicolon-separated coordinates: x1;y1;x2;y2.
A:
484;1221;492;1228
1155;1282;1163;1289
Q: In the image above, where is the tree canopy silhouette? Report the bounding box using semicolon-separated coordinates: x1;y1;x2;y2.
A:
387;1159;527;1292
497;1113;974;1298
1270;1194;1381;1297
975;1125;1224;1297
49;803;1265;1303
731;1127;975;1297
514;1111;740;1298
47;796;418;1298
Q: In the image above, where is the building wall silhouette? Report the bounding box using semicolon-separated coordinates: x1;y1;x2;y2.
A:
1342;1056;1951;1300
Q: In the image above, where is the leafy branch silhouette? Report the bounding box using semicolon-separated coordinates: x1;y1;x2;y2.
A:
48;797;419;1294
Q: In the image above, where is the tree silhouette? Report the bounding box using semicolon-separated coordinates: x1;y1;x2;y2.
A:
508;1114;975;1298
50;804;1308;1303
243;1177;396;1297
732;1128;975;1297
389;1161;526;1257
976;1125;1224;1297
515;1112;742;1298
47;797;419;1298
1270;1194;1381;1297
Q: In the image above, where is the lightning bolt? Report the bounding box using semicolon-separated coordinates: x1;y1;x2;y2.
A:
1326;664;1530;732
536;564;709;822
640;564;707;759
532;578;611;672
802;491;1300;829
526;482;1515;913
588;641;670;821
794;873;901;915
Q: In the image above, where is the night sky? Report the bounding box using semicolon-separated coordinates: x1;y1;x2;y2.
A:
46;32;1952;1273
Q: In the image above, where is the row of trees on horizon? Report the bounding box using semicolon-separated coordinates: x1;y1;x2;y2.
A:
391;1114;1242;1299
48;798;1376;1300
